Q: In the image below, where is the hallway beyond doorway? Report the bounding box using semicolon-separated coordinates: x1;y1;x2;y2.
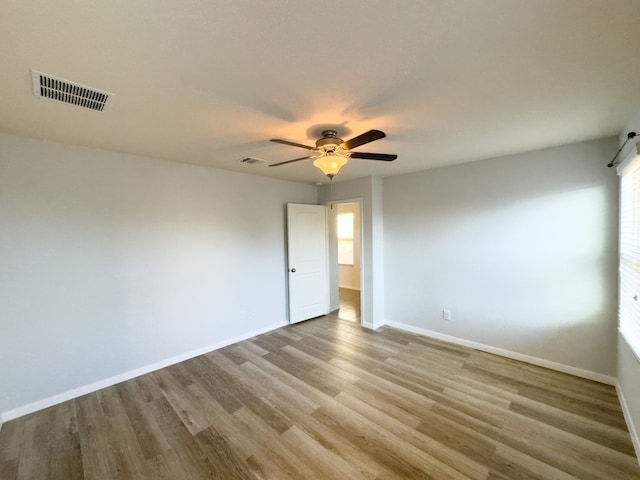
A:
337;287;360;323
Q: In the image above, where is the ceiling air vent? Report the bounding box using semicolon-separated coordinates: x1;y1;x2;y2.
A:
31;70;113;112
241;157;266;165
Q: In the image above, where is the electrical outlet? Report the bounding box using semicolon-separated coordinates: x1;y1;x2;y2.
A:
443;309;451;321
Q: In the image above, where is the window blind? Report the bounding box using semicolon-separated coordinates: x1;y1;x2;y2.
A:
618;144;640;359
337;212;354;266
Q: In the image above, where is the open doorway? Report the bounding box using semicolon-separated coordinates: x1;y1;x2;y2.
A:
336;202;361;323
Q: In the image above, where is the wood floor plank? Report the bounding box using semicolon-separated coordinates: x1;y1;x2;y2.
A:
311;403;467;480
375;325;418;345
264;349;344;398
314;330;393;363
133;373;164;402
340;380;423;429
148;396;223;480
0;458;19;480
469;350;619;402
185;355;244;414
240;340;270;357
249;334;288;353
404;340;471;366
463;358;623;413
498;412;640;480
217;345;252;365
403;332;472;356
17;414;51;480
74;394;115;480
210;350;320;415
384;357;513;409
233;345;336;409
185;383;259;461
281;344;361;383
144;447;186;480
516;383;626;428
336;391;489;480
489;443;580;480
152;369;213;435
257;395;384;479
76;391;147;480
95;387;149;480
288;336;336;362
415;411;498;467
232;406;310;479
0;416;25;463
201;355;295;435
310;324;405;356
509;399;636;456
280;425;374;480
47;433;84;480
164;361;197;388
1;316;638;479
114;380;170;459
193;425;256;480
357;365;506;430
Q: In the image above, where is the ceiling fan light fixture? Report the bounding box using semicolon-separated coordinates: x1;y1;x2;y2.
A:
313;153;349;179
268;128;396;175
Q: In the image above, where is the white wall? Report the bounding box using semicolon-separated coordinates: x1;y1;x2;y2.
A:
384;138;619;377
337;202;361;291
0;133;316;420
319;177;385;329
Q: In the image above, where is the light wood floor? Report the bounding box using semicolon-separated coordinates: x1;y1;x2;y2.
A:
1;316;639;479
337;287;361;323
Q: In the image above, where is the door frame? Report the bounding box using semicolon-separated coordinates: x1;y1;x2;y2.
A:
324;198;364;322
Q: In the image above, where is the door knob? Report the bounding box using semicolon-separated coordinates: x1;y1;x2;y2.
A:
290;268;296;273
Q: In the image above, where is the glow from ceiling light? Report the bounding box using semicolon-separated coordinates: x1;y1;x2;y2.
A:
313;152;349;179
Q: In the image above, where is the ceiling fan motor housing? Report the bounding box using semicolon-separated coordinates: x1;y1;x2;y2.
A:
315;130;344;150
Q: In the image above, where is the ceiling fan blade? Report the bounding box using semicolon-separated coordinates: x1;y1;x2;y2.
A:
342;129;386;150
349;152;397;161
269;155;313;167
270;138;316;150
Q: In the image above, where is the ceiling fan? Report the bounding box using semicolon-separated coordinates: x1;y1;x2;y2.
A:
269;129;397;179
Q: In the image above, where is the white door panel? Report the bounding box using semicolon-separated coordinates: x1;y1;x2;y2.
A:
287;204;328;323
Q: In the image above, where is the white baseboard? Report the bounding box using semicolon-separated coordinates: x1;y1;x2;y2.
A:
0;320;287;423
362;319;385;331
372;320;386;330
385;321;616;386
617;380;640;464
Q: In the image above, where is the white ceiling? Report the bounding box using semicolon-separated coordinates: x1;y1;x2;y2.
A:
1;1;640;184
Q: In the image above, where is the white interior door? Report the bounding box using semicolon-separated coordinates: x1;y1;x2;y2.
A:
287;203;329;324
